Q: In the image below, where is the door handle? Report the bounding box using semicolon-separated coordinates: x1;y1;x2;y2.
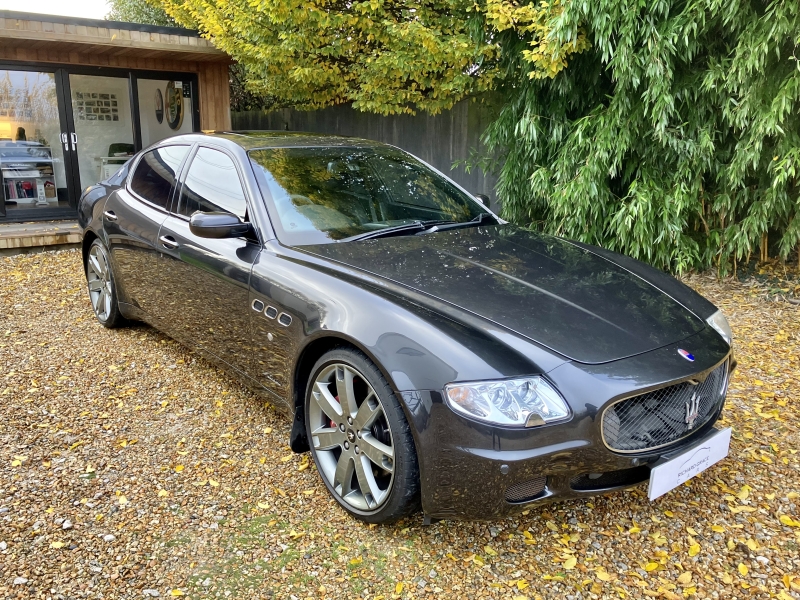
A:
61;132;68;152
159;235;178;250
103;210;117;221
70;132;77;151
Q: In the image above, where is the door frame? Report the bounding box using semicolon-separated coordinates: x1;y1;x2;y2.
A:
0;60;201;221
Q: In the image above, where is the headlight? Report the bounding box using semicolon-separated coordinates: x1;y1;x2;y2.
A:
444;377;570;427
706;310;732;345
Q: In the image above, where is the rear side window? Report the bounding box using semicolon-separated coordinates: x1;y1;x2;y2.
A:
129;145;189;209
176;147;247;220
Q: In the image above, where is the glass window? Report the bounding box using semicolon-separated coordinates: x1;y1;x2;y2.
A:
177;147;247;219
129;145;189;209
137;79;193;147
248;146;487;245
68;74;135;190
0;70;70;217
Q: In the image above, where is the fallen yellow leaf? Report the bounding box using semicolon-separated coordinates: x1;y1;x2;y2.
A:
208;479;219;488
395;582;404;594
677;571;692;585
738;563;748;577
484;545;498;556
174;465;184;473
118;495;128;506
157;489;169;498
170;590;184;597
688;543;700;557
257;502;269;509
645;562;659;572
780;515;800;527
563;556;577;570
50;541;65;549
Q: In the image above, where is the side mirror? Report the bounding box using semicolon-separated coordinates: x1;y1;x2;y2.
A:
189;211;252;239
475;194;490;206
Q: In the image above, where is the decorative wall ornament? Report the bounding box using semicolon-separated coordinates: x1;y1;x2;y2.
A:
165;81;183;130
154;88;164;124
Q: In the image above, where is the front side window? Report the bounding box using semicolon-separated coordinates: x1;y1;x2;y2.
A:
248;146;487;245
129;145;189;209
176;147;247;219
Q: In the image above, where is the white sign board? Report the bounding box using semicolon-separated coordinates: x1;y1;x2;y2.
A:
648;427;731;501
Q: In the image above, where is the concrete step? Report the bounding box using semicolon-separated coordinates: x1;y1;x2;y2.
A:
0;220;81;253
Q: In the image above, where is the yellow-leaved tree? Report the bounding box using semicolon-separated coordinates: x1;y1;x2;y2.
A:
158;0;582;114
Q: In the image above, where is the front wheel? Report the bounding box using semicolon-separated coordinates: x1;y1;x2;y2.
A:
85;238;125;328
305;348;420;523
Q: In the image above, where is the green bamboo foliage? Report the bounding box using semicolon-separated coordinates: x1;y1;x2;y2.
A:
484;0;800;273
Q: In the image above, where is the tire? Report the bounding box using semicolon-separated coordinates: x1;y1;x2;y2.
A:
85;238;126;329
305;347;420;523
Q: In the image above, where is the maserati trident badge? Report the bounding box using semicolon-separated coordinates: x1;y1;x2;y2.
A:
678;348;695;362
685;392;700;429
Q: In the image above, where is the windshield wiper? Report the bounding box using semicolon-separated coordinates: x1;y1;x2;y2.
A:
343;220;455;242
417;212;497;234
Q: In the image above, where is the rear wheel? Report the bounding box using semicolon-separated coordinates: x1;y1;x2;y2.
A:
305;348;420;523
85;238;125;328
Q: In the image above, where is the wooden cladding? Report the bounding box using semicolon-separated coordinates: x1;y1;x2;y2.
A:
0;14;232;132
198;62;232;131
0;16;226;61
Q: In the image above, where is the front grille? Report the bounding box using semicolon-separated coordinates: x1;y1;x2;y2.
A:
505;476;547;503
602;362;728;452
570;466;650;491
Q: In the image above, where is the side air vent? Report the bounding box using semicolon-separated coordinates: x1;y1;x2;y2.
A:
264;306;278;319
278;313;292;327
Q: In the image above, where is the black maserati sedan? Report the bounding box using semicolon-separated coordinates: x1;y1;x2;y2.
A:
78;132;735;523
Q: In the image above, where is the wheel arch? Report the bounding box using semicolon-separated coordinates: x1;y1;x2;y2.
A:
289;332;421;458
81;230;99;272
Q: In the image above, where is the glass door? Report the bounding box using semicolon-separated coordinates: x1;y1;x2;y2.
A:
137;78;195;147
0;69;71;220
67;74;135;189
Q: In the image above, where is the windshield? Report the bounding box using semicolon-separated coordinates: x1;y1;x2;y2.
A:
248;146;490;245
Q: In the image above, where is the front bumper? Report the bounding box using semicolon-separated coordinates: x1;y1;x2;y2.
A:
399;330;733;520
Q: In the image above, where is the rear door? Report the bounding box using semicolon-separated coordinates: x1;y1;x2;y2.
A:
156;145;261;374
103;145;190;318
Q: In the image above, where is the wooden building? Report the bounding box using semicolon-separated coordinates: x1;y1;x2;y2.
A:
0;10;231;222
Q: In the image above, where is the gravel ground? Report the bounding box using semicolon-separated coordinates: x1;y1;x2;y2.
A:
1;248;799;600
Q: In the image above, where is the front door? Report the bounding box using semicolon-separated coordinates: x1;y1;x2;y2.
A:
156;145;260;374
67;73;137;190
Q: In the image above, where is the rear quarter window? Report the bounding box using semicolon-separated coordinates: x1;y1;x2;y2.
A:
129;145;189;209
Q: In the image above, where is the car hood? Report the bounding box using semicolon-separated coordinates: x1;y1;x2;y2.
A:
301;225;705;364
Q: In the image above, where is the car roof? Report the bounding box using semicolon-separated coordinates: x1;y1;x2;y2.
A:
165;130;389;152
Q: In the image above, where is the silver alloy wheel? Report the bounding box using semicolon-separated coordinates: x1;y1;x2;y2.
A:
309;363;395;511
86;244;113;322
